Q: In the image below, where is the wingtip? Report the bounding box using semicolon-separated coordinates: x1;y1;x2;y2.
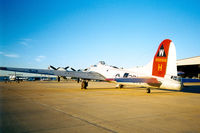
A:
0;67;8;70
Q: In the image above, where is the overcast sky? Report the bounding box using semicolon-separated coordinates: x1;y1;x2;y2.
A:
1;0;200;73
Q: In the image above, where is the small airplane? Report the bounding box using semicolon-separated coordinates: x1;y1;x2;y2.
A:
0;39;182;93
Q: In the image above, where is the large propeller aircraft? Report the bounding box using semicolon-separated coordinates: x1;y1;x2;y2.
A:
0;39;182;93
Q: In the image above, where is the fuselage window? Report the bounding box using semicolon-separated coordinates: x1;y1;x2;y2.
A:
115;74;120;78
123;73;129;78
128;74;136;78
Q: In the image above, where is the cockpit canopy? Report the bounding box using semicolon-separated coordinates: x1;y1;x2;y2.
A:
99;61;105;65
90;61;119;70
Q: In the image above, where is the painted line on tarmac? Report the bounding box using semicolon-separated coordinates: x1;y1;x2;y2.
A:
11;90;117;133
34;101;117;133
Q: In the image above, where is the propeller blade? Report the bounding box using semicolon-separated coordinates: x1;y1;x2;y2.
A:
71;67;76;71
64;66;69;70
50;65;57;70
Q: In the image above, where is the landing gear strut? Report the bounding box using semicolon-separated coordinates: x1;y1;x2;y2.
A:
147;88;151;93
57;76;60;82
81;80;88;89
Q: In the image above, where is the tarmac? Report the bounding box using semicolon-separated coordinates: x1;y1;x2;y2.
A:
0;81;200;133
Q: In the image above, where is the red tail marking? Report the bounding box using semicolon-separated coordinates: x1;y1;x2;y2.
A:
152;39;171;77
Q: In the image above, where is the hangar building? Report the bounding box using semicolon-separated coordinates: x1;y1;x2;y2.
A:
177;56;200;79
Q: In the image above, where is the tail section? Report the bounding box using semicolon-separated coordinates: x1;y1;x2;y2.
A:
152;39;177;78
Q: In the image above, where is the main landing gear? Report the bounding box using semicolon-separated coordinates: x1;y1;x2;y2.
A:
119;84;124;89
147;88;151;93
116;84;124;89
81;80;88;89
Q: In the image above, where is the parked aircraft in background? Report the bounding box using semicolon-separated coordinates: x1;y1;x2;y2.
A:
8;73;26;82
9;75;17;81
0;39;182;93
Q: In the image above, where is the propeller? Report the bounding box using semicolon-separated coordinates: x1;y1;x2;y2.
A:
49;65;77;71
50;65;58;70
49;65;60;82
70;67;76;71
49;65;81;83
64;66;69;70
64;66;76;71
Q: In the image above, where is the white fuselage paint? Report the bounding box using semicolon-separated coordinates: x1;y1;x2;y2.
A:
87;62;181;90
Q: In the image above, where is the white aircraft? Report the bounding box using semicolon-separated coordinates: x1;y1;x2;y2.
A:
9;75;16;81
0;39;182;93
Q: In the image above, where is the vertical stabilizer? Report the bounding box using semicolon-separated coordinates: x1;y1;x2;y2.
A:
152;39;177;78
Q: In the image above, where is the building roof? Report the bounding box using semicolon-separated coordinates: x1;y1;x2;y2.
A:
177;56;200;66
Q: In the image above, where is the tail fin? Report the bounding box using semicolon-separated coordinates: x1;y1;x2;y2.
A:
152;39;177;78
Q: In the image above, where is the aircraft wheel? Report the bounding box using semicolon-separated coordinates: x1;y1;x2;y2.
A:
119;84;124;89
81;80;88;89
84;83;87;89
147;88;151;93
81;81;85;89
57;76;60;82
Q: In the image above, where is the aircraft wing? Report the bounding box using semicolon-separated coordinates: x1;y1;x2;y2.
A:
0;67;105;80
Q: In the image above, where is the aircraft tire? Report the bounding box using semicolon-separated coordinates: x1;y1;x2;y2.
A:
85;81;88;89
119;85;124;89
81;81;85;89
147;88;151;93
81;81;88;89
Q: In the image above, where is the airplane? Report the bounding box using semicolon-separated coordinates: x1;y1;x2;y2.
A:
9;75;16;81
0;39;182;93
8;73;26;82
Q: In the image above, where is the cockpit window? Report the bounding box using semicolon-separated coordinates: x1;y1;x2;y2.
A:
99;61;105;65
